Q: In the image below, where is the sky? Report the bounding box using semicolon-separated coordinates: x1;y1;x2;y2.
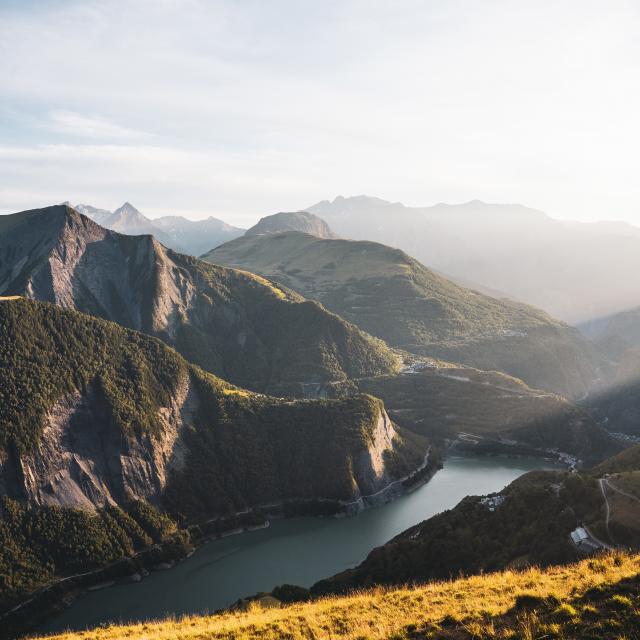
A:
1;0;639;226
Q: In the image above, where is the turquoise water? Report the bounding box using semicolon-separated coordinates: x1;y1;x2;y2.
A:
41;455;560;633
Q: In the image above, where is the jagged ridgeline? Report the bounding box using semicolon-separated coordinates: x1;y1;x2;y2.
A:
0;205;399;396
204;230;597;399
0;298;423;610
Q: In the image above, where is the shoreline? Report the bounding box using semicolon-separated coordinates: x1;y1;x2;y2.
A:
2;443;564;639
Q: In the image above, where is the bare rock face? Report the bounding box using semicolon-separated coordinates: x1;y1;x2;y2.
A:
352;407;397;496
17;374;195;511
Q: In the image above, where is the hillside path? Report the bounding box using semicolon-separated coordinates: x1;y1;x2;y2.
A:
603;478;640;505
598;478;614;545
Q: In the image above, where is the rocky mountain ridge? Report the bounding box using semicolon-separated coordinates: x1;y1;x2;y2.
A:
74;202;244;255
307;195;640;324
0;205;398;394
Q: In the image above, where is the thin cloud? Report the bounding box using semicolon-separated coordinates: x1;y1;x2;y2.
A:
0;1;639;222
45;111;153;140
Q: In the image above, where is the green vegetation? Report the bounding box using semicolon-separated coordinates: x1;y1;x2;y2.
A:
172;252;399;391
313;470;608;594
0;498;183;610
309;451;640;600
593;444;640;475
0;297;185;452
204;231;596;398
28;553;640;640
164;375;423;519
348;367;615;463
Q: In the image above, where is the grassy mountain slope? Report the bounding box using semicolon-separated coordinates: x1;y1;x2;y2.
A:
346;365;616;464
593;444;640;475
32;553;640;640
579;305;640;436
0;206;398;395
0;298;423;613
204;231;596;398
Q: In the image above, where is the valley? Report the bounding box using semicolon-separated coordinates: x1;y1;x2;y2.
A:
0;205;639;639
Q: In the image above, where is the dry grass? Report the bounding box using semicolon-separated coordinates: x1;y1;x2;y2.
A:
33;553;640;640
236;270;288;300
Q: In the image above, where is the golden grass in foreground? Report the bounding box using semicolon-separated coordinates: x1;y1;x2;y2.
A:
34;553;640;640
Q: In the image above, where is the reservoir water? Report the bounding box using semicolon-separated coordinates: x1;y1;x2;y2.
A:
42;455;560;633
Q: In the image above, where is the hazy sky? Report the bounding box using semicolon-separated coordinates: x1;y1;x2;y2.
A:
1;0;639;226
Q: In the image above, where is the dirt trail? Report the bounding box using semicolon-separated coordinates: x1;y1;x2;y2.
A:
604;478;640;505
598;478;614;545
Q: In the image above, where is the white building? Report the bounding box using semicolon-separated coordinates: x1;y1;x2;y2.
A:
570;527;589;545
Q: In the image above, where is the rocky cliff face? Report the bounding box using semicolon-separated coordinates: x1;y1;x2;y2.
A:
14;374;193;511
5;374;402;513
0;205;398;393
352;408;397;496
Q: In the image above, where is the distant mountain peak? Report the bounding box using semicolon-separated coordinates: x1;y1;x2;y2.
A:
69;202;244;255
113;201;144;217
245;211;338;239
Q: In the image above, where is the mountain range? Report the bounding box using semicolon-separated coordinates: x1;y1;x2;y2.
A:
307;195;640;325
74;202;244;255
0;205;397;395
